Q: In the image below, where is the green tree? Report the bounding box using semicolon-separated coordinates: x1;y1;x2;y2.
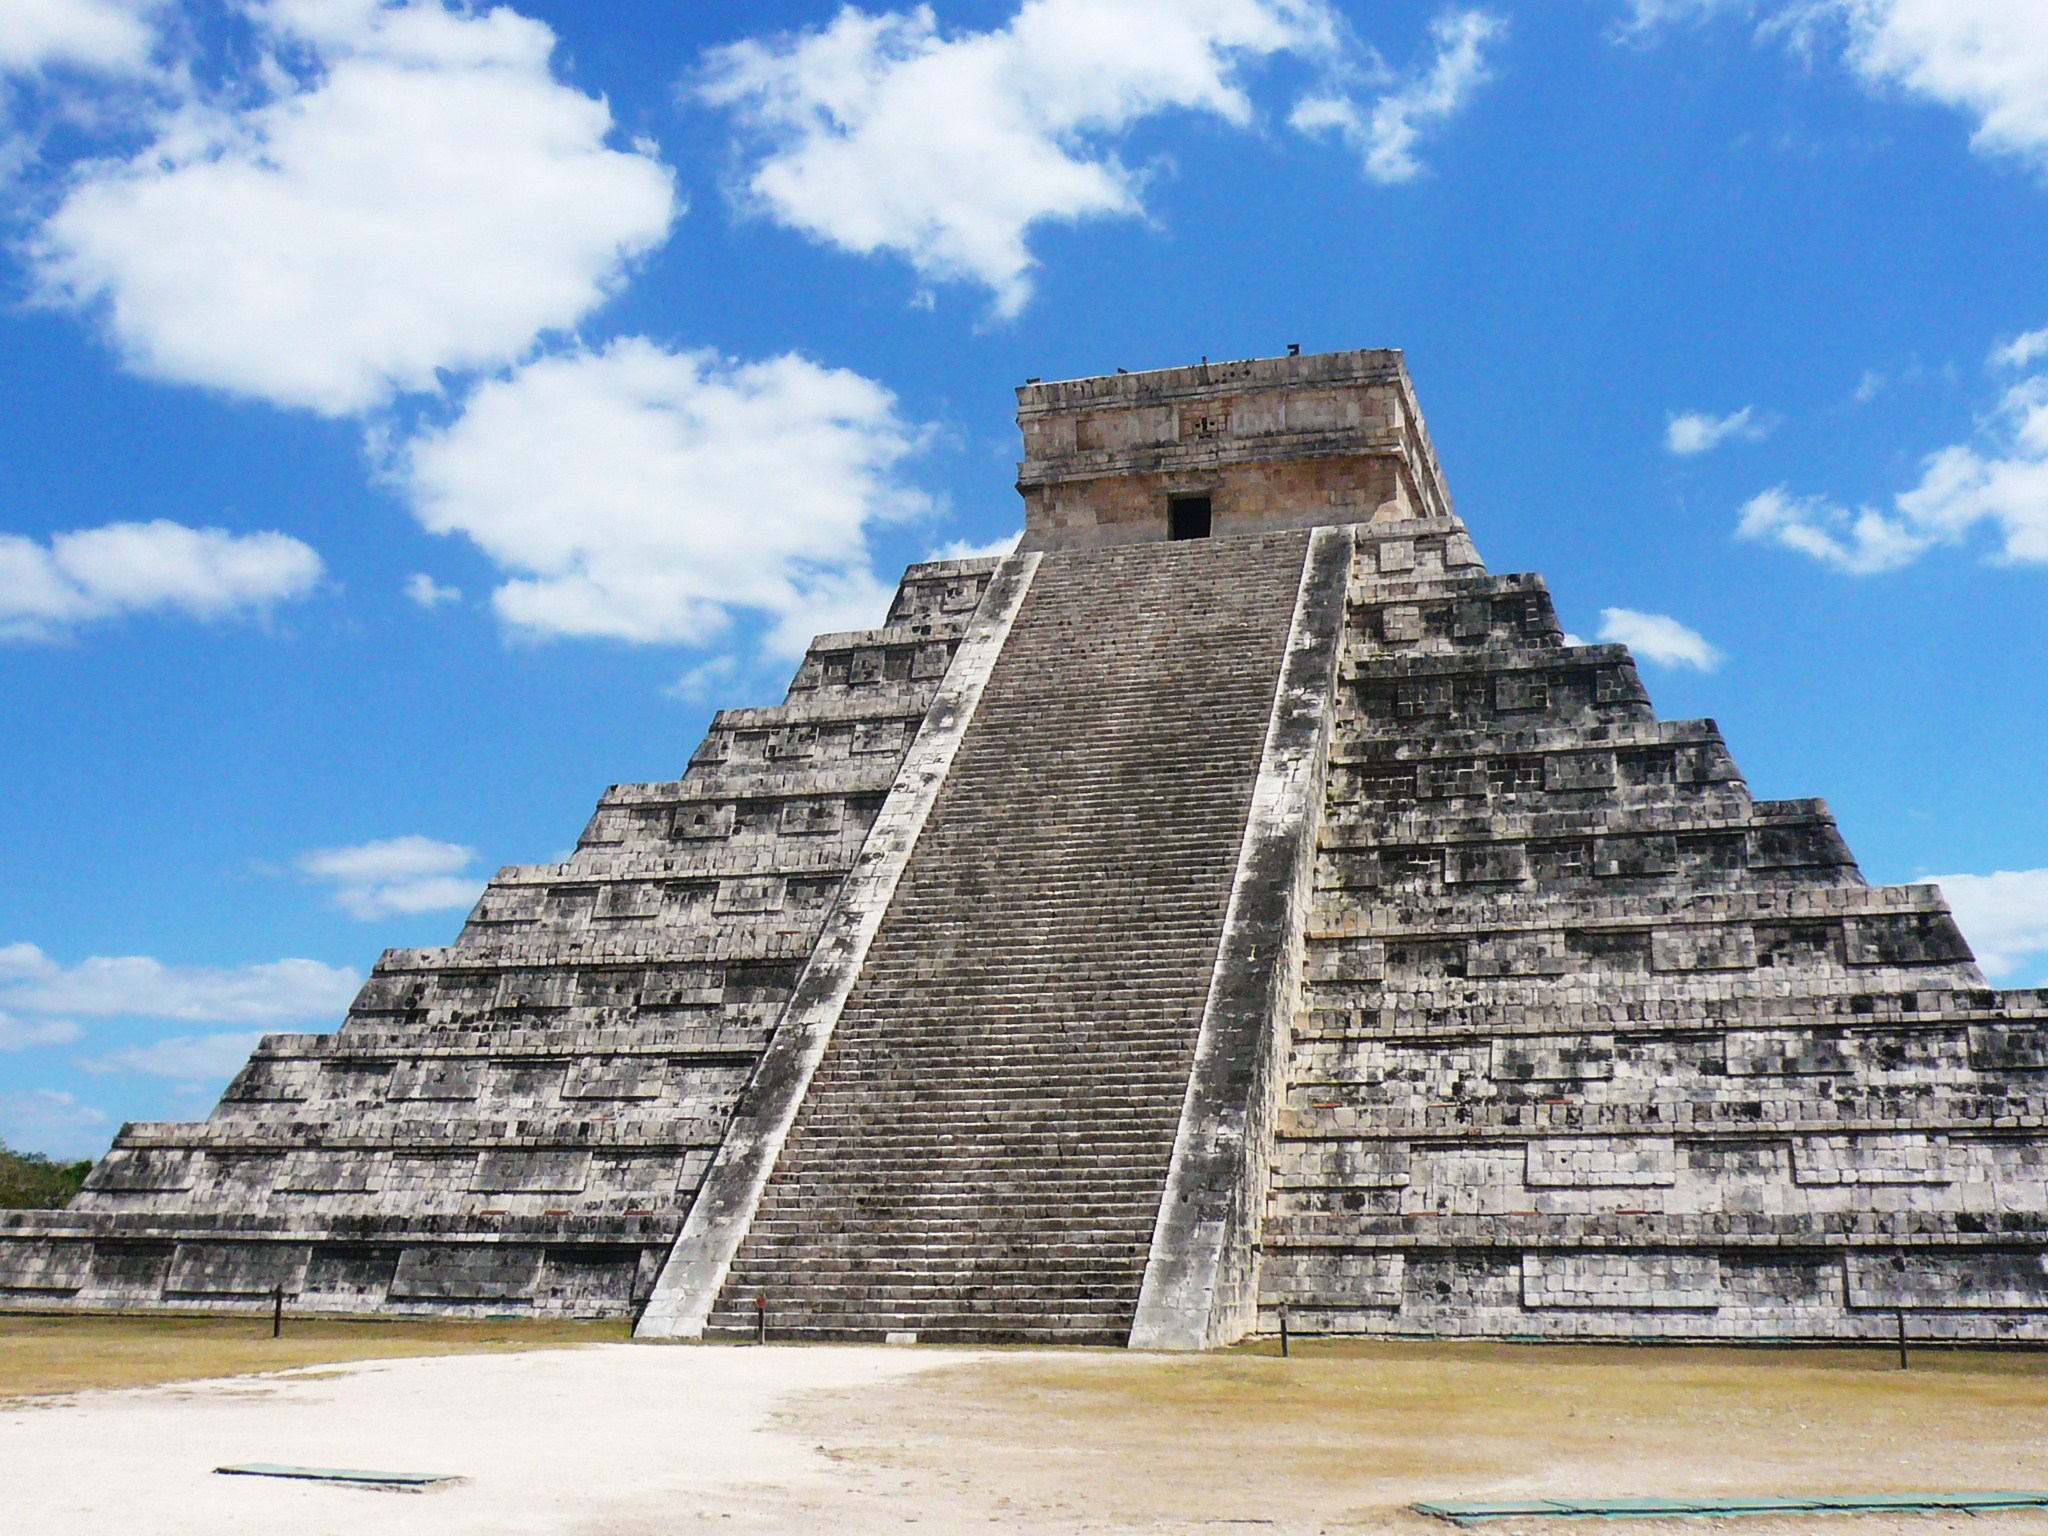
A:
0;1140;94;1210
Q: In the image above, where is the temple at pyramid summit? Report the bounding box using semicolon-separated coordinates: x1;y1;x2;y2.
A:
10;348;2048;1346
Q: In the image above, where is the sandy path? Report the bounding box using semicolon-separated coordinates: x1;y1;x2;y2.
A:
0;1342;975;1536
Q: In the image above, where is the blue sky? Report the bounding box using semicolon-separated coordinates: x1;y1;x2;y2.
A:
2;0;2046;1158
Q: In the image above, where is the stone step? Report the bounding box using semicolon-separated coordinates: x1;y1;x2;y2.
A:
711;532;1312;1339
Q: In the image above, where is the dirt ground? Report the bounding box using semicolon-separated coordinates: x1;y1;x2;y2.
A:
799;1339;2048;1533
5;1322;2048;1533
0;1311;627;1398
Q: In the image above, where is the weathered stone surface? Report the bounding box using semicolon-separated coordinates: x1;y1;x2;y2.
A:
0;558;1007;1318
12;347;2048;1346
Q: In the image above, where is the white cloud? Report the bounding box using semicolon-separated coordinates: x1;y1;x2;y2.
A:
1736;485;1930;573
400;339;925;657
404;572;462;608
0;519;323;642
297;834;485;920
0;0;157;76
1993;326;2048;370
1890;376;2048;563
702;0;1335;315
85;1030;268;1082
666;654;744;705
1617;0;1745;36
1930;868;2048;980
1628;2;2048;175
1596;607;1725;670
1292;9;1504;184
1666;404;1772;455
0;942;359;1023
0;1089;108;1160
1835;0;2048;175
703;1;1496;313
927;531;1022;562
1746;367;2048;573
0;1012;82;1050
31;0;677;414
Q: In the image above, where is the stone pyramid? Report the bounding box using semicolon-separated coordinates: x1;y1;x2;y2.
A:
6;349;2045;1347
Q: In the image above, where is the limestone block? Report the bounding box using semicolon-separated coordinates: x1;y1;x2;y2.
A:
281;1151;382;1193
471;1150;593;1194
389;1061;483;1100
0;1239;92;1293
1275;1139;1412;1189
1970;1024;2048;1071
1792;1134;1954;1186
1522;1252;1721;1310
1844;911;1973;968
85;1150;196;1192
535;1248;641;1311
1651;924;1757;973
1492;1035;1615;1083
303;1243;402;1299
1547;752;1617;792
562;1058;666;1100
389;1245;544;1302
1725;1030;1853;1077
1380;605;1424;644
715;877;786;915
1846;1251;2048;1311
670;803;736;840
1447;844;1530;885
166;1242;312;1297
82;1242;174;1296
1526;1137;1677;1188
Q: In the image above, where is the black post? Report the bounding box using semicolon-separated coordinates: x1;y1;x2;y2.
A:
756;1293;767;1345
1897;1308;1908;1370
271;1284;284;1340
1278;1304;1290;1359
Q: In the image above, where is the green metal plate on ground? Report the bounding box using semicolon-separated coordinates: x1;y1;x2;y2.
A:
215;1463;461;1490
1413;1491;2048;1524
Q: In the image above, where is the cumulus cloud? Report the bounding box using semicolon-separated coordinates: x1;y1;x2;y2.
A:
665;654;744;705
1931;868;2048;980
1666;405;1772;455
1292;9;1504;184
927;531;1022;562
85;1030;268;1081
1596;607;1725;670
0;519;323;642
1741;365;2048;573
31;0;677;414
0;1012;82;1050
0;942;358;1023
1837;0;2048;174
1993;326;2048;371
0;1089;108;1160
400;339;925;657
703;1;1498;313
1627;2;2048;176
1736;486;1929;573
0;0;158;76
404;572;461;608
297;835;485;920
